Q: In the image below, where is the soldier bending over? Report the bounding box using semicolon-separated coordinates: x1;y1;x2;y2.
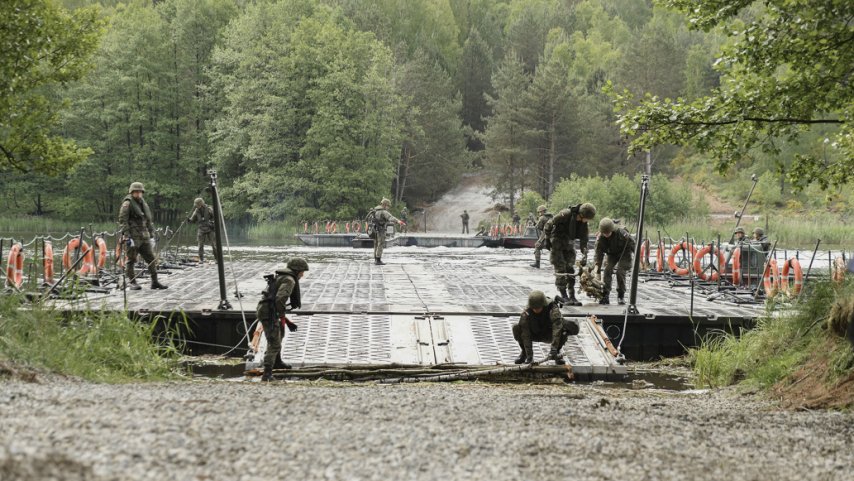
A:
512;290;579;365
543;202;596;305
594;217;635;305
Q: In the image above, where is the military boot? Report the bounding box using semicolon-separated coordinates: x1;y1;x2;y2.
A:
375;257;385;265
599;294;610;305
566;290;582;306
557;287;570;304
548;348;566;365
127;280;142;291
150;275;168;290
273;355;292;370
514;350;527;364
261;366;273;382
617;296;625;305
529;261;540;269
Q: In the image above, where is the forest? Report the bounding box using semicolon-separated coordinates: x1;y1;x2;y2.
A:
2;0;851;227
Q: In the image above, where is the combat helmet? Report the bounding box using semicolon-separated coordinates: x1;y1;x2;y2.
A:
753;227;764;236
578;203;597;219
527;290;547;309
734;226;745;235
194;198;205;208
286;257;309;272
537;204;547;214
599;217;615;234
381;198;391;207
128;182;145;194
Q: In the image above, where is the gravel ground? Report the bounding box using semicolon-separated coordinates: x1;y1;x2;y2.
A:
1;378;853;481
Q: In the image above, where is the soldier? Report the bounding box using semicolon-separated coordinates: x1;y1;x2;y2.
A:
512;290;580;365
512;212;521;229
526;212;535;227
752;227;771;252
461;210;470;234
118;182;167;290
733;226;746;243
530;204;553;269
543;202;596;305
187;198;219;263
594;217;635;305
400;206;409;233
256;257;309;382
368;198;404;265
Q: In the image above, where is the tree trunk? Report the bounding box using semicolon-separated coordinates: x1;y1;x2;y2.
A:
548;114;556;198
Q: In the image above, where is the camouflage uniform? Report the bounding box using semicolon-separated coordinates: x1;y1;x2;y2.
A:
531;206;553;268
594;219;635;304
752;228;771;252
461;210;470;234
512;291;579;364
118;183;165;289
187;198;219;262
400;207;409;233
256;258;308;381
369;200;400;264
543;204;595;304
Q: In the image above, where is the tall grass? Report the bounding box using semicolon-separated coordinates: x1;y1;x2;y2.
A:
245;220;302;241
652;213;854;248
0;296;185;382
690;280;854;389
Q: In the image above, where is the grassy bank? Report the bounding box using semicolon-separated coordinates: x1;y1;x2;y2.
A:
652;213;854;248
690;280;854;408
0;296;185;382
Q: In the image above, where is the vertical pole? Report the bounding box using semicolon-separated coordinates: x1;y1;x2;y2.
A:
730;174;759;243
800;240;819;291
628;174;649;314
688;232;694;317
209;170;232;310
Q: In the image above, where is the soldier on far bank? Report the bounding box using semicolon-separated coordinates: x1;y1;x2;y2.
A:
594;217;635;305
530;204;553;269
187;198;219;263
368;198;405;265
526;212;536;227
256;257;309;382
512;212;521;229
512;290;579;365
543;203;596;305
400;206;409;233
752;227;771;252
461;210;470;234
118;182;167;290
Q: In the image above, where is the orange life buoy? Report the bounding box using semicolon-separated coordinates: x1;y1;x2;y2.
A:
95;237;108;271
731;249;741;285
63;238;95;275
832;257;846;283
780;258;804;296
639;240;651;271
655;241;664;272
6;243;24;289
693;245;725;281
763;259;781;297
668;241;696;276
43;241;55;284
114;242;127;268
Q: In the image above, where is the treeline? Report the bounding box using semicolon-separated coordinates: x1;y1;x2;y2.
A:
1;0;725;224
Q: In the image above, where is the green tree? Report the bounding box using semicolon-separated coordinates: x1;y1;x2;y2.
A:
458;27;494;149
0;0;102;175
612;0;854;189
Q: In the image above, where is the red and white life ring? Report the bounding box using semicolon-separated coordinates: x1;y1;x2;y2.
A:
668;241;696;276
6;243;24;289
63;238;95;275
43;241;54;284
763;259;781;297
693;245;725;281
780;258;803;296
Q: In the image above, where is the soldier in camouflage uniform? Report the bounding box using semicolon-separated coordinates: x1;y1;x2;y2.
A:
460;210;470;234
512;290;580;365
187;198;219;263
543;203;596;305
369;198;404;265
752;227;771;252
118;182;167;290
530;204;553;269
257;257;309;382
594;217;635;305
400;206;409;233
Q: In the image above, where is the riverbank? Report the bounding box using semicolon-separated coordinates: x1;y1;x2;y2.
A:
1;375;852;481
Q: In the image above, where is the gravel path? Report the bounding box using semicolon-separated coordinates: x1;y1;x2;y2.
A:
1;378;852;481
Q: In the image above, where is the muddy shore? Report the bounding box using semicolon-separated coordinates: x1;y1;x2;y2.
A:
1;377;852;481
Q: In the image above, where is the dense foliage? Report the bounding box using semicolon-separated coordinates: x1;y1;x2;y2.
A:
1;0;851;227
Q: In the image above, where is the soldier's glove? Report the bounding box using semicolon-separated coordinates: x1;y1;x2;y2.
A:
280;316;298;332
399;220;406;226
125;237;134;248
534;240;542;249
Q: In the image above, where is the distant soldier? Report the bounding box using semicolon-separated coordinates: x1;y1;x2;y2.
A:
256;257;309;382
543;203;596;305
512;290;579;365
512;212;521;228
400;206;409;233
530;204;553;269
733;226;746;243
461;210;470;234
526;212;536;227
187;198;219;263
594;217;635;305
368;198;404;265
752;227;771;252
118;182;167;290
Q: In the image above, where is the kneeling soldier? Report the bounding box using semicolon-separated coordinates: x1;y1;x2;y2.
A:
512;290;579;365
256;257;309;382
594;217;635;305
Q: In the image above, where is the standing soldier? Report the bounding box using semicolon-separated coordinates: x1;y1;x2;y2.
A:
118;182;167;290
368;198;404;265
461;210;470;234
256;257;309;382
512;290;579;365
543;203;596;305
187;198;219;263
594;217;635;305
512;212;521;229
752;227;771;252
526;212;536;227
400;206;409;233
530;204;552;269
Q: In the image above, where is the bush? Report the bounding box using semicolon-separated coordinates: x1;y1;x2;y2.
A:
516;191;546;220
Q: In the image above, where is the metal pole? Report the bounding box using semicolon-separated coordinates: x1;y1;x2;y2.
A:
799;239;821;298
730;174;758;243
688;232;694;317
628;174;649;314
208;170;232;310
